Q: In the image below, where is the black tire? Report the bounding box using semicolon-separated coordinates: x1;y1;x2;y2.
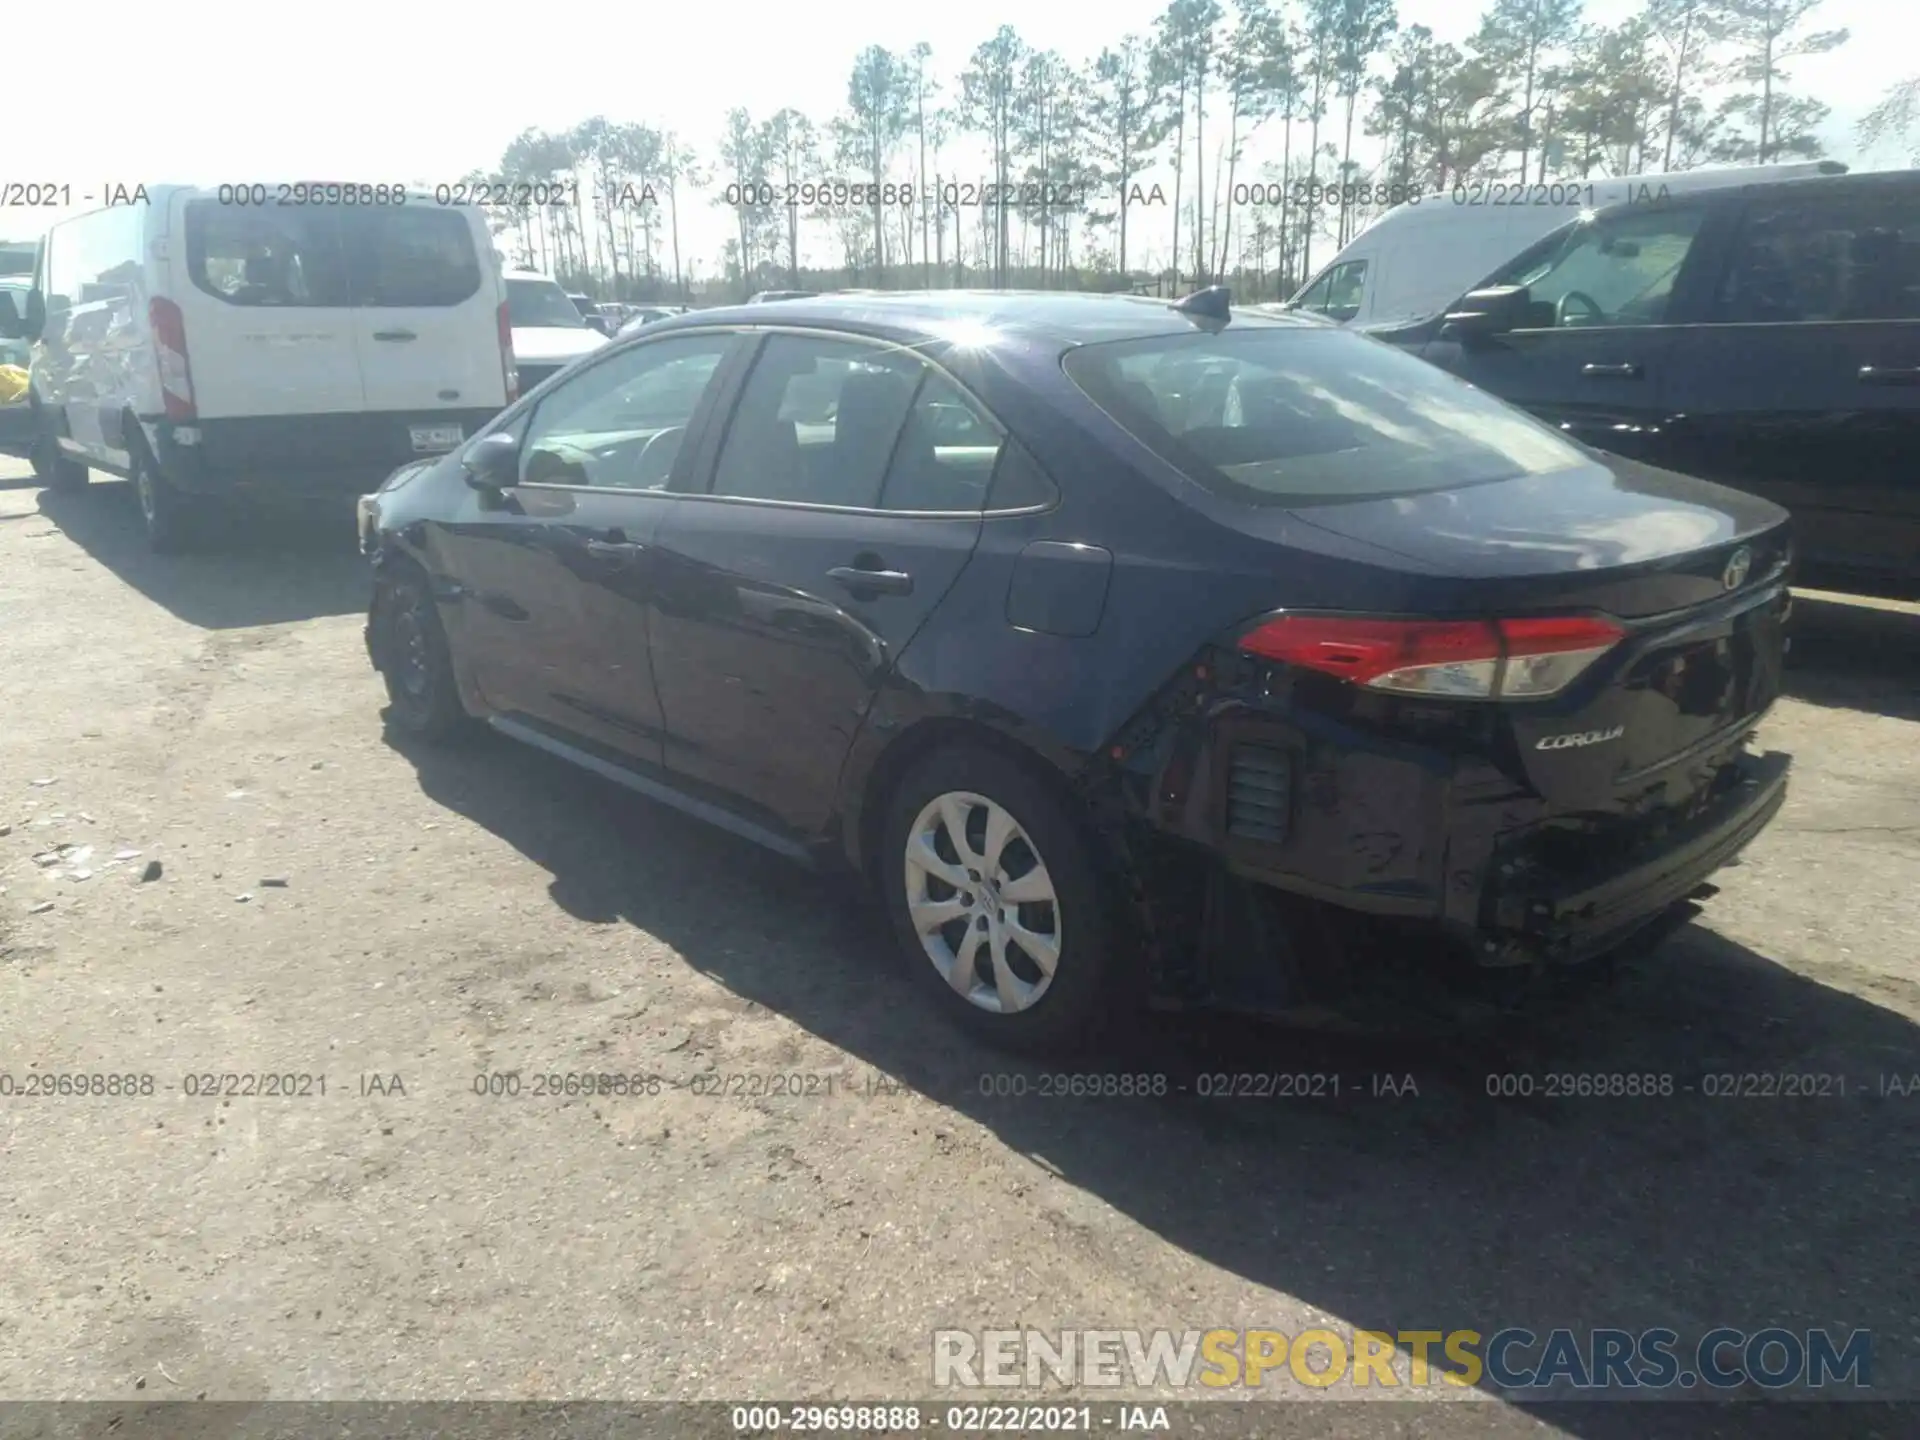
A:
879;743;1130;1055
373;566;475;743
30;408;88;491
131;444;200;552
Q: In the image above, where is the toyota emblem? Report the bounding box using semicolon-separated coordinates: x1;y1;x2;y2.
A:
1722;546;1752;591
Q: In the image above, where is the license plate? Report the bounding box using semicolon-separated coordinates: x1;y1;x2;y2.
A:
410;423;463;453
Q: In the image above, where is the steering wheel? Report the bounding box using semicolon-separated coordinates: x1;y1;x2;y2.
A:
1556;290;1603;327
634;425;686;488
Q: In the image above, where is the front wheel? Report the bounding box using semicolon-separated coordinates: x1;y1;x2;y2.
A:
373;567;475;743
879;744;1128;1055
30;409;89;491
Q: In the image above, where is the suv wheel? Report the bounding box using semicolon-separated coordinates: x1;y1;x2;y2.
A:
131;446;198;552
375;567;473;742
880;744;1124;1054
30;409;89;491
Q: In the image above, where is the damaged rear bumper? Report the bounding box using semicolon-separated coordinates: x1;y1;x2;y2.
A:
1476;749;1789;966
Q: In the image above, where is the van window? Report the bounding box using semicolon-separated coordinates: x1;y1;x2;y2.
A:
1063;327;1588;504
348;208;482;307
1488;206;1706;327
43;206;143;318
185;201;351;307
1715;189;1920;323
1293;260;1368;322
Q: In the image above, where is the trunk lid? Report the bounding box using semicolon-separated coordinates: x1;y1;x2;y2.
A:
1277;457;1792;806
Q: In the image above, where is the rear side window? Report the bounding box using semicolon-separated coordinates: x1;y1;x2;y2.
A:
711;334;924;507
349;208;481;307
1715;189;1920;323
185;201;351;306
880;371;1008;512
1063;327;1589;504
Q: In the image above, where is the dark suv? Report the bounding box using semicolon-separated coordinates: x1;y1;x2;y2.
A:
1375;169;1920;597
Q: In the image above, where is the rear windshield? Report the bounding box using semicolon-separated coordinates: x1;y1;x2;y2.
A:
184;202;480;308
1062;326;1589;504
508;278;588;329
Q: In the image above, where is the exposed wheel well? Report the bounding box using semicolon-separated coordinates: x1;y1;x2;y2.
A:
121;410;152;467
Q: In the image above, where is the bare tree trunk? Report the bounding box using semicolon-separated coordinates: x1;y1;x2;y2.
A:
1215;91;1243;282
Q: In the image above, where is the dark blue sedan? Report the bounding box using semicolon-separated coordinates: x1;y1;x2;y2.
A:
358;288;1793;1052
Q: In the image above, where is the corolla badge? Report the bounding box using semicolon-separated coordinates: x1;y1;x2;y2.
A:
1536;725;1626;751
1722;545;1752;591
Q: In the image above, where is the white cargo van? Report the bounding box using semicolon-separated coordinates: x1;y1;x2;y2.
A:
1286;161;1847;329
0;187;514;549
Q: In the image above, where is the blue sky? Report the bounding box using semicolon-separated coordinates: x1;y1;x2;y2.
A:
6;0;1914;277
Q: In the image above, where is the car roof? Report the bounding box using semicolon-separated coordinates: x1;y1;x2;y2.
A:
503;269;559;283
645;289;1326;348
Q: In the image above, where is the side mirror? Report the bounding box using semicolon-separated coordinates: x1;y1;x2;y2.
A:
462;431;521;493
1438;284;1529;346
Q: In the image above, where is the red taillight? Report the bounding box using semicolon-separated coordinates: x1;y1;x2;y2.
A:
148;297;195;421
1237;613;1625;700
497;300;518;403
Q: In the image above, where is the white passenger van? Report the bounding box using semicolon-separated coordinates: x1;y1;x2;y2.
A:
1286;161;1847;330
0;186;513;550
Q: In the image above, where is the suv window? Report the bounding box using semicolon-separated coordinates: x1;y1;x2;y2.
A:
1294;260;1367;321
710;335;925;507
349;208;481;307
520;334;733;490
1492;205;1706;327
185;201;351;307
1064;326;1589;504
1716;189;1920;323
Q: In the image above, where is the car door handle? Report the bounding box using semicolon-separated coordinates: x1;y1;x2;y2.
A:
1858;365;1920;386
1580;362;1643;379
372;329;418;342
828;565;913;597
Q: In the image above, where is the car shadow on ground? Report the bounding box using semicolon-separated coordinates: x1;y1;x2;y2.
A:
1784;591;1920;723
391;725;1920;1425
30;476;370;629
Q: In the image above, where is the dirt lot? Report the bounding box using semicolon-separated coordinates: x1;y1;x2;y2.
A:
1;456;1917;1429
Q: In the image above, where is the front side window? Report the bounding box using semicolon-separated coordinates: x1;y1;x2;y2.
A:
1064;326;1590;505
519;334;733;490
507;278;588;329
1294;260;1368;322
1491;206;1707;327
184;201;351;307
1716;190;1920;324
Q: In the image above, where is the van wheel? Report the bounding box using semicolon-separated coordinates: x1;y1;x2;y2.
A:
131;447;198;553
879;743;1128;1055
31;411;88;491
375;568;474;743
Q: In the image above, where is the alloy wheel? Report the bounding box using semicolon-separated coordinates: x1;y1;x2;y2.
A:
903;790;1062;1014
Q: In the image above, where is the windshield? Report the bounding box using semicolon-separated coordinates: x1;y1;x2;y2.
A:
508;278;587;329
1062;326;1590;504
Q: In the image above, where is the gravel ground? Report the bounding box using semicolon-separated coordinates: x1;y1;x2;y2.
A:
1;458;1916;1436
